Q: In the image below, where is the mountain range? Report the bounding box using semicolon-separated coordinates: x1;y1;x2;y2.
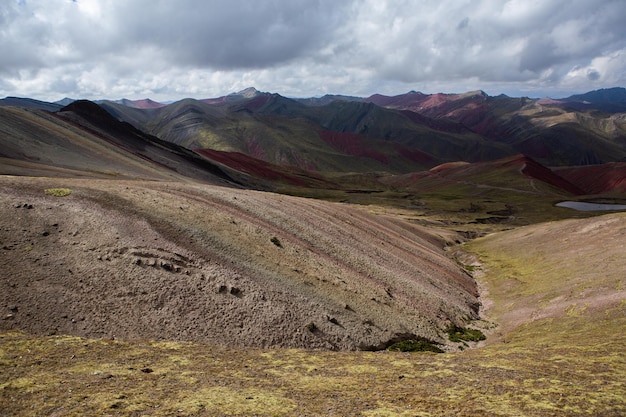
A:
2;87;626;196
5;87;626;172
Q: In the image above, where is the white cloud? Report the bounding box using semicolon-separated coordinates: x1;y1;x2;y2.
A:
563;50;626;88
0;0;624;100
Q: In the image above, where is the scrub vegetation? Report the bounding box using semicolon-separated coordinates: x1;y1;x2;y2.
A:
44;188;72;197
446;325;486;343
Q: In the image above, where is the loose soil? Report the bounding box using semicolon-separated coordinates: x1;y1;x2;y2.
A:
0;176;478;351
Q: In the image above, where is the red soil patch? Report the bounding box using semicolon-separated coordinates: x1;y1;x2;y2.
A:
555;163;626;194
394;143;435;165
195;148;330;187
318;131;389;164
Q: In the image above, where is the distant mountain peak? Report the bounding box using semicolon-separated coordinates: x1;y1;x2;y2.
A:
133;98;166;109
55;97;76;106
458;90;488;98
119;98;166;109
232;87;261;98
565;87;626;104
0;96;62;112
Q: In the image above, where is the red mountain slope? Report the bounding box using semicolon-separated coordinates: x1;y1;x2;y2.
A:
555;163;626;194
195;148;336;188
366;90;489;118
318;131;389;164
386;155;585;196
508;155;585;195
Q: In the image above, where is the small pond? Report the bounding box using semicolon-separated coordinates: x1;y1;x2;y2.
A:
556;201;626;211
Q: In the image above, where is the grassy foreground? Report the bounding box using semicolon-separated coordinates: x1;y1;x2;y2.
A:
2;213;626;416
1;318;624;416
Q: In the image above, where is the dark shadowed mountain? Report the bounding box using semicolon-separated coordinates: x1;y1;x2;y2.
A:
565;87;626;104
560;87;626;112
0;100;239;186
0;96;63;112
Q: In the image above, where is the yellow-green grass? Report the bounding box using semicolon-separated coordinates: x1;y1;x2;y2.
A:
43;188;72;197
465;213;626;330
1;321;624;416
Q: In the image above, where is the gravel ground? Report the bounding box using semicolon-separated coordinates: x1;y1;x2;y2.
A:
0;176;479;350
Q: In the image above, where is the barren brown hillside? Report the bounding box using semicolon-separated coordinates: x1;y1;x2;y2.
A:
2;179;625;415
0;176;478;351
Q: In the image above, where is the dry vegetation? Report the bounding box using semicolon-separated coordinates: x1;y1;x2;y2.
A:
2;319;624;416
1;176;625;416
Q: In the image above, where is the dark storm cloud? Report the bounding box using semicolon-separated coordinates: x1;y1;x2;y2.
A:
0;0;345;75
518;36;560;73
587;70;600;81
0;0;624;100
0;2;47;74
109;0;347;69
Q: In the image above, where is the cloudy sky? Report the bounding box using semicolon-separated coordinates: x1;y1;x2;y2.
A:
1;0;625;101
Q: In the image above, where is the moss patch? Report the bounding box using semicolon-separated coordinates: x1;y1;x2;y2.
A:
44;188;72;197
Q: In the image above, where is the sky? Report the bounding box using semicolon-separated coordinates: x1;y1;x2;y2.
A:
1;0;625;102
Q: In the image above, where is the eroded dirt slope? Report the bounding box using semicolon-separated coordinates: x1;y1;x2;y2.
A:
0;176;478;350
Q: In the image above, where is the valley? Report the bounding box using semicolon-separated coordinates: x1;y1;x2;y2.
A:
1;88;625;415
